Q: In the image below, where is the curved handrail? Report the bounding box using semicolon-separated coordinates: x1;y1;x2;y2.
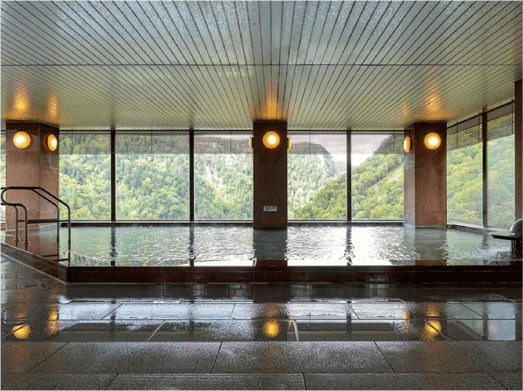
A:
0;197;28;247
33;187;71;249
1;186;71;254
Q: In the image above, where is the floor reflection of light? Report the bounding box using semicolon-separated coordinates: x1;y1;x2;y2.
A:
424;320;442;340
12;324;31;340
46;309;59;335
46;321;59;336
263;320;280;338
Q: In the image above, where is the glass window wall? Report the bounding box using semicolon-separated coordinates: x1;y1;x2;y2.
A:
115;132;190;220
351;133;404;220
59;132;111;220
447;117;483;226
487;104;515;229
194;132;253;220
1;131;6;222
288;132;347;220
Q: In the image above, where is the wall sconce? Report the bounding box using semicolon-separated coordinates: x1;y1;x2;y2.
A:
287;136;292;150
44;134;58;152
262;131;280;149
424;132;441;150
249;136;253;150
13;131;32;149
403;136;412;153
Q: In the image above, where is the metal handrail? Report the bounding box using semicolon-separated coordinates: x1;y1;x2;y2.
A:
1;186;71;254
0;199;28;249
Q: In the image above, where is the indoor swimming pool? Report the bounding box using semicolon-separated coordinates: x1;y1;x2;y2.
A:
3;225;517;268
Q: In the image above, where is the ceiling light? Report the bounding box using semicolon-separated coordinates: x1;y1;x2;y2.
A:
13;131;32;149
424;132;441;150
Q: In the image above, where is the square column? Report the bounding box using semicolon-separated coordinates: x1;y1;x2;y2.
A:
404;122;447;227
5;122;59;231
253;121;287;227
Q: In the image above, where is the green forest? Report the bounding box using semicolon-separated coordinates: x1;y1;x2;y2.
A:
56;134;406;221
447;136;515;228
1;131;516;228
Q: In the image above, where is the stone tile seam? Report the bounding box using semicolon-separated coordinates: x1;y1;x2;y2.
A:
103;373;119;390
99;303;124;320
146;320;166;342
373;341;396;373
487;372;510;390
229;303;237;320
293;320;300;341
211;342;222;374
25;342;70;374
302;372;308;390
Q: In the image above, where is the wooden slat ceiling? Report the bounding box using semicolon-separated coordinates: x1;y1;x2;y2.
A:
1;1;521;130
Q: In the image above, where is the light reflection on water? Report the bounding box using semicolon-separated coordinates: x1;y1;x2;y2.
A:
18;225;514;267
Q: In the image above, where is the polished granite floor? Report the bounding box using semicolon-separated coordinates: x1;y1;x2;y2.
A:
1;253;522;390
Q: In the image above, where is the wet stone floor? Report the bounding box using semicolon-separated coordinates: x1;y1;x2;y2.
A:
1;253;522;390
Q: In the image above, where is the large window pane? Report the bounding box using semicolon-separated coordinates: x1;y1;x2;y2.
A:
487;104;515;229
194;132;252;220
288;132;347;220
351;133;404;220
116;132;189;220
447;118;483;225
60;132;111;220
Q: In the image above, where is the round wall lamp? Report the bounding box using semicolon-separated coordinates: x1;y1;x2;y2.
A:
13;131;32;149
262;131;280;149
44;134;58;152
424;132;441;150
404;136;412;153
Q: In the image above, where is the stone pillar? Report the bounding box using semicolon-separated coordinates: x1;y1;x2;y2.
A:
404;122;447;227
515;80;522;220
253;121;287;227
5;122;59;237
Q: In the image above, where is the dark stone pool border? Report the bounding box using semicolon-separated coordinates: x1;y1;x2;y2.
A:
2;243;521;285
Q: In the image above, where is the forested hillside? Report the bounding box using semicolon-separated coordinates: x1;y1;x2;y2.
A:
447;136;515;228
0;131;512;225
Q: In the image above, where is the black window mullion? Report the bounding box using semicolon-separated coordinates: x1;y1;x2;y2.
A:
347;130;352;221
482;112;488;228
190;129;195;221
111;127;116;222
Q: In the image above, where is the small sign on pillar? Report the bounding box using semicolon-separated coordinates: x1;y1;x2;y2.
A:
263;206;277;212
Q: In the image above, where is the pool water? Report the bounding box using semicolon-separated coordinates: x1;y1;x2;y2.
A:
7;225;516;267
